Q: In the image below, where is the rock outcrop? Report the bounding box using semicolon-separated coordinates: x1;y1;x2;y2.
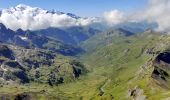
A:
151;52;170;88
128;86;146;100
0;42;86;84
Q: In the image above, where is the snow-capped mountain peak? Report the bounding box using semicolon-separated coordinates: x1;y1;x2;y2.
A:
0;4;99;31
16;4;29;8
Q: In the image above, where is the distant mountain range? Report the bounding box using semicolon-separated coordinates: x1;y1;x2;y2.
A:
0;23;84;56
0;4;158;54
0;4;157;32
0;4;169;100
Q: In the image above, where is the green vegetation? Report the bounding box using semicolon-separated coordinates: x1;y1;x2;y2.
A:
2;30;170;100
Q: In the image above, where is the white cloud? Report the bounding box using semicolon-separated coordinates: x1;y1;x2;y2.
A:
1;1;170;32
102;0;170;32
146;0;170;31
0;4;97;31
103;10;125;25
130;0;170;32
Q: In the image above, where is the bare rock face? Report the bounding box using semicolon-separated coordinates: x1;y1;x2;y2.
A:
0;45;15;60
0;92;35;100
0;42;87;85
128;86;146;100
0;43;55;84
151;52;170;88
14;92;34;100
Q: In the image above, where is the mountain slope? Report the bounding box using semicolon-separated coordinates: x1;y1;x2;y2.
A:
0;28;170;100
82;28;134;52
35;26;100;45
0;23;83;56
79;30;170;100
0;4;169;100
0;42;87;85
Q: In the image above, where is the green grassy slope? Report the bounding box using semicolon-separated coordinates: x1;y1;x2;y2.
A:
51;31;167;100
1;31;170;100
78;31;170;99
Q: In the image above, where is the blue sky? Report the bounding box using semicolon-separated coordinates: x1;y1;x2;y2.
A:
0;0;148;17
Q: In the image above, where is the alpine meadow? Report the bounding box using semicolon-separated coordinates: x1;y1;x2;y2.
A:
0;0;170;100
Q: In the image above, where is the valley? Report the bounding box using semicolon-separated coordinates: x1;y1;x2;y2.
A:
0;3;170;100
0;26;170;100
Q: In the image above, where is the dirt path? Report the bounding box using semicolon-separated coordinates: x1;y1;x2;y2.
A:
0;60;9;71
99;79;111;96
